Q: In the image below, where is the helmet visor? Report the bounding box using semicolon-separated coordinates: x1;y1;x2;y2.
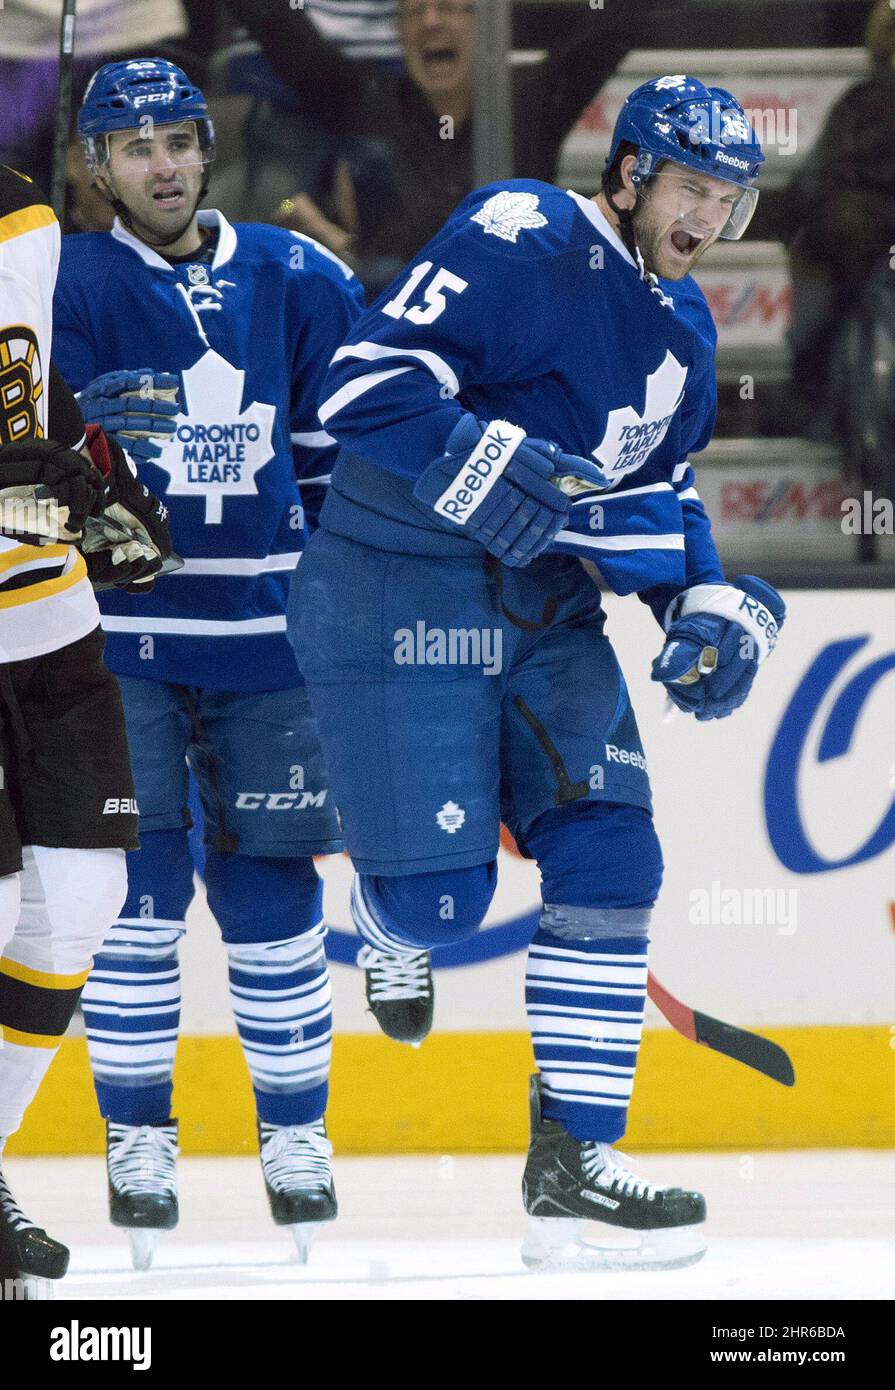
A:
89;119;212;177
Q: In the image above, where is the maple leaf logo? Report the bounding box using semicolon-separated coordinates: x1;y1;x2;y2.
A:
436;801;466;834
470;191;547;243
592;350;688;480
153;350;276;524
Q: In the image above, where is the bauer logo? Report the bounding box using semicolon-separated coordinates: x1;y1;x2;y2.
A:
154;350;275;524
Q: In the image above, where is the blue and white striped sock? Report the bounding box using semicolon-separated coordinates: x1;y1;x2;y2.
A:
525;912;649;1143
82;915;185;1125
227;921;332;1127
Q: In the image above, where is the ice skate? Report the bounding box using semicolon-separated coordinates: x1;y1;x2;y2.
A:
258;1119;337;1263
356;944;434;1045
106;1119;179;1271
521;1076;706;1271
0;1164;69;1299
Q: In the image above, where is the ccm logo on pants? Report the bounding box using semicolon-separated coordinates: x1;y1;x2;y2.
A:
235;791;328;810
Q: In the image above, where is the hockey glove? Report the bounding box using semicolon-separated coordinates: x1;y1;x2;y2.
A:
412;416;609;567
81;425;175;592
652;575;785;720
77;369;181;462
0;437;105;544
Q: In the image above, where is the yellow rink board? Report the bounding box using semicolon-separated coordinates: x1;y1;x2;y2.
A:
8;1025;894;1156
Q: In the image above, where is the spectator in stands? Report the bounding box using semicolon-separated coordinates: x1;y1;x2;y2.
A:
778;0;895;440
207;0;403;247
0;0;189;191
224;0;663;293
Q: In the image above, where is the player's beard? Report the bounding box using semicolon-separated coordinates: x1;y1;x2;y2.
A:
97;173;203;250
630;201;714;282
121;193;200;250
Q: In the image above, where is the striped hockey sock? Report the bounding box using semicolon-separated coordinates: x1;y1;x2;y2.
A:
227;921;332;1127
81;917;184;1125
525;926;648;1143
82;831;193;1126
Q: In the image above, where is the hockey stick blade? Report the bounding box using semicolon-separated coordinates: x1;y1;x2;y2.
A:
647;971;795;1086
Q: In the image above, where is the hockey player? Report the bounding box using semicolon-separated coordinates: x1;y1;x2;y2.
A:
288;76;786;1269
53;59;364;1269
0;164;172;1297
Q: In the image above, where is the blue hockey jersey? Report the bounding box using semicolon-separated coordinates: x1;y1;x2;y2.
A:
315;180;724;618
53;211;364;689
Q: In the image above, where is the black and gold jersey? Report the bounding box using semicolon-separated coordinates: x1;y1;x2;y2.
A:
0;166;98;661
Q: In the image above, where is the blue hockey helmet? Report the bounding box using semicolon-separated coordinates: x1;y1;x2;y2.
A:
78;58;215;172
607;75;764;239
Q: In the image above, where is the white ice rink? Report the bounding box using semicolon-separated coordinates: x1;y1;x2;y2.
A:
10;1149;894;1300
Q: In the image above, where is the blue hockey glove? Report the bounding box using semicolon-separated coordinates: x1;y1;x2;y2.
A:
652;575;785;720
412;416;609;567
77;369;181;462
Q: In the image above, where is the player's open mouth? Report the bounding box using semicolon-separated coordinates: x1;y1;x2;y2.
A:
153;187;185;206
421;46;458;74
670;229;702;256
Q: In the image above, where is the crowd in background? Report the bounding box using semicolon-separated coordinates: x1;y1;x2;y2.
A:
0;0;893;497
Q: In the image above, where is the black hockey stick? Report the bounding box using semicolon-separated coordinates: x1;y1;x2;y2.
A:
647;971;795;1087
50;0;79;219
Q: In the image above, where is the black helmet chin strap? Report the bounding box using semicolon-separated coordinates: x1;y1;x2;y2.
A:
597;161;653;279
610;197;641;264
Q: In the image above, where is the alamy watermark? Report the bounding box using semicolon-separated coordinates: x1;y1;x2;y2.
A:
0;496;70;543
393;622;503;675
841;492;895;536
689;879;798;934
49;1320;152;1371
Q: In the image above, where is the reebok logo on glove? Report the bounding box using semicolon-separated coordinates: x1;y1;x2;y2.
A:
737;592;780;652
433;421;526;524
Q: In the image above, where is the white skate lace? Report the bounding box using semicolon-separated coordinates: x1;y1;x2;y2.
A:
107;1123;179;1198
357;945;432;1002
580;1142;658;1201
0;1170;36;1233
259;1121;333;1193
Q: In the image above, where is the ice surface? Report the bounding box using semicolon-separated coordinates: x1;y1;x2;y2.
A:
9;1151;893;1301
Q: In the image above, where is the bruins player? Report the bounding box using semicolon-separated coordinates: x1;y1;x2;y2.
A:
0;165;171;1298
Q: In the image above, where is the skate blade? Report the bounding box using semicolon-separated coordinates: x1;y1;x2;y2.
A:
127;1228;163;1272
290;1223;322;1265
521;1217;707;1273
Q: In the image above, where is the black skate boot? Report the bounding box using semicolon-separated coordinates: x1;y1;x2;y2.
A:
106;1119;179;1272
258;1118;337;1264
0;1163;69;1299
521;1075;706;1271
356;945;434;1045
